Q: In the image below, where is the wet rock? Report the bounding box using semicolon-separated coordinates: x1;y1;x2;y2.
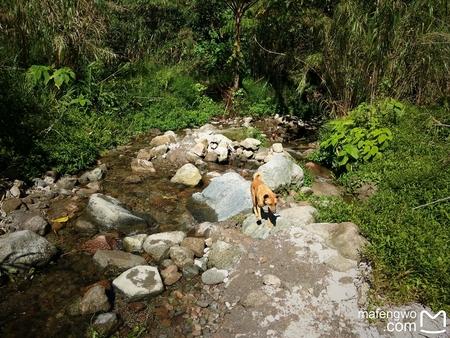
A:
113;265;164;301
207;240;243;269
182;263;200;279
161;264;182;286
93;250;147;271
143;241;170;262
85;193;153;235
19;214;48;235
271;143;283;153
75;218;97;232
257;153;304;190
137;145;168;160
143;231;186;247
92;312;119;336
240;138;261;150
304;162;333;179
124;175;143;184
0;230;56;269
169;246;194;268
131;158;156;173
170;164;202;187
1;198;23;213
181;237;205;257
150;134;175;147
263;274;281;288
201;268;228;285
161;259;174;269
123;234;147;253
79;166;106;184
82;235;112;254
192;172;252;221
56;176;77;190
79;285;110;315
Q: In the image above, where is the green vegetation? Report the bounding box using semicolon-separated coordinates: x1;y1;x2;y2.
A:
306;104;450;312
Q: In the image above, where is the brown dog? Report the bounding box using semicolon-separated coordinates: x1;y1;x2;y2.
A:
251;173;278;224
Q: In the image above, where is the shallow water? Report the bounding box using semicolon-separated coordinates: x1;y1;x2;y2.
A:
0;120;329;337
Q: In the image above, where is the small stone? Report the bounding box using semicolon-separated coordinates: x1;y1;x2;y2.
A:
161;265;182;286
201;268;228;285
300;186;314;196
92;312;118;336
79;285;110;315
169;246;194;268
21;214;48;235
191;143;206;157
262;274;281;288
182;263;200;279
242;150;254;159
144;231;186;247
56;176;77;190
181;237;205;257
240;138;261;150
82;235;112;254
204;151;218;162
124;175;143;184
272;143;283;153
170;164;202;187
241;290;270;308
160;259;174;269
1;198;23;214
93;250;147;270
194;257;208;271
143;241;170;262
10;186;21;198
150;134;175;147
75;219;96;232
131;158;156;173
123;234;148;253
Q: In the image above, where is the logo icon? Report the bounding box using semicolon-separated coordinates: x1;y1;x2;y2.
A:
419;310;447;334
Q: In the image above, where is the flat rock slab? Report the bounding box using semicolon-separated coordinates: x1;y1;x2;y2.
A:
191;172;252;221
85;193;154;235
242;205;317;239
113;265;164;301
0;230;57;269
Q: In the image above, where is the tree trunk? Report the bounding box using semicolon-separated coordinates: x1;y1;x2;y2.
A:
232;8;242;91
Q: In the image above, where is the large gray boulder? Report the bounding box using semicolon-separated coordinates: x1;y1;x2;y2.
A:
257;153;304;190
0;230;57;269
85;194;154;235
192;172;252;221
112;265;164;301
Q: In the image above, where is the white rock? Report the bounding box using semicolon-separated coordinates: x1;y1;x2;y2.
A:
272;143;283;153
131;158;156;173
143;231;186;246
240;138;261;150
113;265;164;301
123;234;148;253
170;164;202;187
263;274;281;288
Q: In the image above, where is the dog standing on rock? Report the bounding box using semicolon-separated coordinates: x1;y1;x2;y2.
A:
251;172;278;225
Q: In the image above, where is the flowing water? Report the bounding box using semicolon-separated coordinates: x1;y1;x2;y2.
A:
0;119;332;338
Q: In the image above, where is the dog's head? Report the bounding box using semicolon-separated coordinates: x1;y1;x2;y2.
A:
264;193;278;213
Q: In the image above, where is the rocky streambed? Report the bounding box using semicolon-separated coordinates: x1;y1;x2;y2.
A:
0;117;448;338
